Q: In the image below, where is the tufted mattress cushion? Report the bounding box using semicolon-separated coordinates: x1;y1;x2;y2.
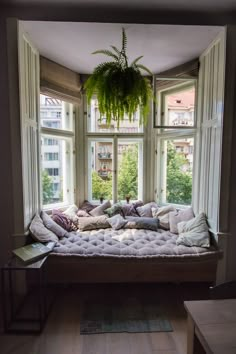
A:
51;228;221;261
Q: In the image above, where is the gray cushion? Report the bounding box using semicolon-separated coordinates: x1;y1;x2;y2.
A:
107;214;128;230
89;200;111;217
176;212;210;248
124;216;159;231
104;202;123;217
29;214;58;243
152;205;176;229
136;202;158;217
169;207;195;234
78;215;110;231
121;203;139;217
41;211;68;238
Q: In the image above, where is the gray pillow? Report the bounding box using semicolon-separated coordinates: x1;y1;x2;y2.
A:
176;212;210;248
152;205;176;229
136;202;158;217
78;215;110;231
41;211;68;238
29;214;58;243
169;207;194;234
124;216;159;231
89;200;111;217
104;202;123;217
107;214;128;230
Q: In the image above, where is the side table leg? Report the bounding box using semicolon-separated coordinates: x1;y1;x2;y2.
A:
187;314;195;354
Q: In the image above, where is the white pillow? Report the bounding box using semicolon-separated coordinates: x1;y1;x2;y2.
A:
63;204;79;226
152;205;176;229
176;212;210;248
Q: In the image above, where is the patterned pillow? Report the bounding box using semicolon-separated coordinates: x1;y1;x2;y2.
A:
63;205;79;229
41;211;68;238
121;203;139;217
152;205;176;230
77;209;90;217
104;202;123;217
78;215;110;231
52;210;75;232
89;200;111;217
169;207;194;234
124;216;159;231
80;200;98;213
136;202;158;217
107;214;128;230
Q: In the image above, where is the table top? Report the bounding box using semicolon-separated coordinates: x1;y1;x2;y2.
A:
2;255;48;270
184;299;236;354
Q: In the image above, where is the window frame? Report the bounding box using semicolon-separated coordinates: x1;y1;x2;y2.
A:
40;95;75;211
154;77;198;207
85;95;147;203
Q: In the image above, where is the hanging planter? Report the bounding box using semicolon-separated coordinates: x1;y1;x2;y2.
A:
84;28;153;127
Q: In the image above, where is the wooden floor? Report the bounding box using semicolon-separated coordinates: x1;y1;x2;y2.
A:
0;283;210;354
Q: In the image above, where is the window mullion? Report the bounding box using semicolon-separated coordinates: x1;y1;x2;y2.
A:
113;136;118;203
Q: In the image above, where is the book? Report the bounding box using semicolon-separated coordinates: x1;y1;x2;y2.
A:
12;242;55;264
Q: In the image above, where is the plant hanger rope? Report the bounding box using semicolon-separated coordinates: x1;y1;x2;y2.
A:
85;28;153;127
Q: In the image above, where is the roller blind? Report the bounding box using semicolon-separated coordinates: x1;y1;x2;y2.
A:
40;56;82;104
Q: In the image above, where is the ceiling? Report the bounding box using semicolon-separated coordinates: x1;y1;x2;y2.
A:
5;0;236;11
22;22;222;74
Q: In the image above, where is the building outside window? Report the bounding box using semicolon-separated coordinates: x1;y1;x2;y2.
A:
40;94;75;208
156;80;196;206
87;98;144;202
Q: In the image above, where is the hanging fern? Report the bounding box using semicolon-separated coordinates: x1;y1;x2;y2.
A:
84;28;153;127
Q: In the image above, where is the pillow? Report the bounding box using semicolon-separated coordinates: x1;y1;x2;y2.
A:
176;212;210;248
169;207;195;234
133;200;144;209
80;200;98;213
104;202;123;217
77;209;90;217
107;214;128;230
124;216;159;231
63;205;79;228
121;203;139;217
89;200;111;217
152;205;176;229
78;215;110;231
41;211;68;238
136;202;158;217
51;210;75;232
29;214;58;243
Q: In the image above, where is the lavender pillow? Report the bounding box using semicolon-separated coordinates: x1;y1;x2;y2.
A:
80;200;98;213
121;203;139;217
89;200;111;217
41;211;69;238
51;210;74;232
136;202;158;217
133;200;144;209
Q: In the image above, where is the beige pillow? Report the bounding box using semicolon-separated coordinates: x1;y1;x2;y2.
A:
152;205;176;229
89;200;111;217
78;215;110;231
176;212;210;248
29;214;58;243
169;207;194;234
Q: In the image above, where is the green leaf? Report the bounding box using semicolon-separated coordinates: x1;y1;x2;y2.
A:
135;64;153;76
130;56;143;66
92;50;119;61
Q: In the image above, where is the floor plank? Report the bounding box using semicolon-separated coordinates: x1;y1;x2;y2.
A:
0;283;210;354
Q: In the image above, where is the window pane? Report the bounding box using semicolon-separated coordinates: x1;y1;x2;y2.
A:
117;140;143;201
40;94;73;131
88;140;113;201
164;86;195;127
87;98;143;133
162;138;194;205
41;136;73;206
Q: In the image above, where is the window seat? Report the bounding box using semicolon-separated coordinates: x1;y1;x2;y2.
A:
46;228;222;284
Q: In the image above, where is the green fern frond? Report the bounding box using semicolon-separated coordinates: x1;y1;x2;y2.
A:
130;56;144;66
135;64;153;76
92;50;119;61
122;28;127;54
110;45;121;56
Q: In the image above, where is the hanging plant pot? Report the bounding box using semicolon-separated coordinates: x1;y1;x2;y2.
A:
84;28;153;127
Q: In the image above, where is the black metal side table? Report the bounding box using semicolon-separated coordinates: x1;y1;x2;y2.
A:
1;256;52;334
